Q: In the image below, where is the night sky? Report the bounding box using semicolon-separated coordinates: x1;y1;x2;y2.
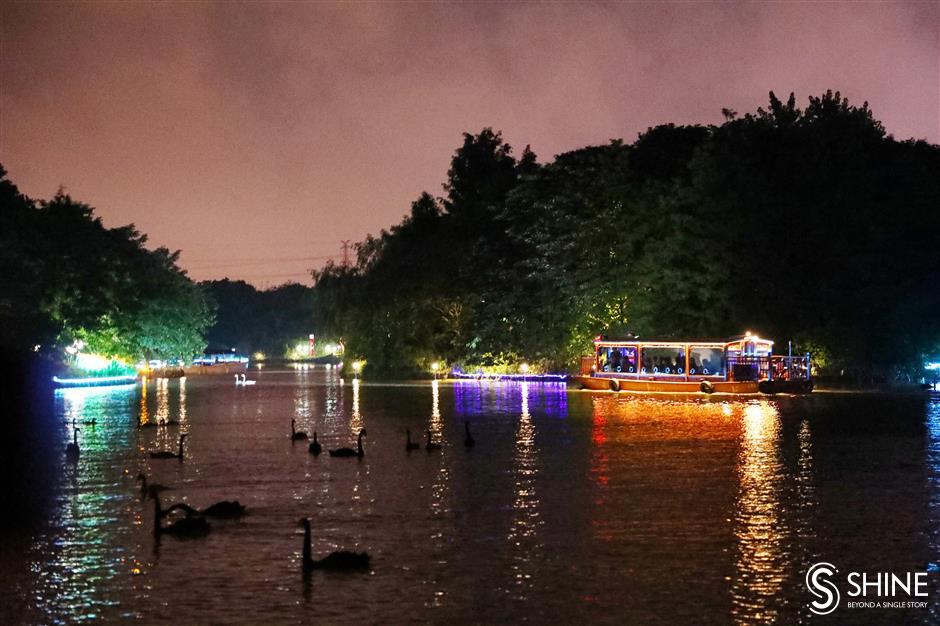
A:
2;2;937;286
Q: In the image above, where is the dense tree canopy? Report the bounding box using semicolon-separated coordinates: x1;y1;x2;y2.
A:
312;92;940;378
0;168;214;364
201;279;316;356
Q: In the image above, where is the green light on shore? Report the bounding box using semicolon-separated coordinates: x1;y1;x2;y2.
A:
75;352;112;372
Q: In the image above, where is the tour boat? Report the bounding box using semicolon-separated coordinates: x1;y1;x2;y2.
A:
575;332;812;394
144;354;249;378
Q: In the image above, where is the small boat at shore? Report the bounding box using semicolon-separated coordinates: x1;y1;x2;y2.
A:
144;353;249;378
575;332;812;394
53;374;138;388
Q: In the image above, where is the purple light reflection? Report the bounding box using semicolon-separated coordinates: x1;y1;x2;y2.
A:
452;379;568;419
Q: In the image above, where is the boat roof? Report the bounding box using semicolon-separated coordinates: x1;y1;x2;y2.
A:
594;333;772;346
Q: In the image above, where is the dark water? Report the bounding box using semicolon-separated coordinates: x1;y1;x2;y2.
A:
2;367;939;624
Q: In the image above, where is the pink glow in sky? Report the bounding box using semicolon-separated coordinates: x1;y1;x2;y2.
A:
2;2;937;286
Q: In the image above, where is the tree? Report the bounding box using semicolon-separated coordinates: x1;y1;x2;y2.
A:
309;93;940;377
0;169;215;363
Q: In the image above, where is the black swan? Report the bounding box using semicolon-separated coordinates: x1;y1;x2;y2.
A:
405;428;419;452
464;421;475;448
152;492;210;537
425;429;442;452
65;428;80;461
165;500;246;519
83;417;97;427
329;429;366;458
137;472;170;500
299;518;369;571
290;419;308;441
201;501;245;518
308;432;322;455
149;433;187;460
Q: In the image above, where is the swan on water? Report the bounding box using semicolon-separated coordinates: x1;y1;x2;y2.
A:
149;433;187;460
299;517;370;571
290;419;308;441
164;500;246;519
308;432;322;455
464;421;475;448
329;429;366;458
65;428;80;461
152;492;210;537
136;472;170;500
405;428;419;452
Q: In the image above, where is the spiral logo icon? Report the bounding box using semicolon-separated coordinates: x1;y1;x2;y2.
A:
806;562;840;615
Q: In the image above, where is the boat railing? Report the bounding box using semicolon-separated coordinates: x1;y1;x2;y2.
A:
769;354;811;381
726;356;769;381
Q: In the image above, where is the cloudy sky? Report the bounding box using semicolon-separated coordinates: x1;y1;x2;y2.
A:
2;2;937;286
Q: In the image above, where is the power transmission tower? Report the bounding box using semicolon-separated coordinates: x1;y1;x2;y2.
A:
340;240;351;267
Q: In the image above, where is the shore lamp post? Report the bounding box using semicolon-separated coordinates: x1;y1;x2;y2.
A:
352;360;362;379
431;361;441;379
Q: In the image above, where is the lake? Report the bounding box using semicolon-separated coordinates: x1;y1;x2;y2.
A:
2;367;939;624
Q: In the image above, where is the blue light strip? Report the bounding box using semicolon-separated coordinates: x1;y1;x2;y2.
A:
52;375;138;387
449;371;569;382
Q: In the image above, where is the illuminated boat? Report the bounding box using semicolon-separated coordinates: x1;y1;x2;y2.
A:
184;354;249;376
142;354;249;377
575;332;812;394
53;374;138;388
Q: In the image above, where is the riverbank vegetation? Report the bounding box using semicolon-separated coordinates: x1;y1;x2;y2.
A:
0;166;214;370
311;91;940;379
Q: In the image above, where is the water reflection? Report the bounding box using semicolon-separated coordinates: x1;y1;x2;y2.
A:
45;384;139;622
926;399;940;623
428;379;449;522
57;383;136;432
350;378;362;434
178;377;187;427
293;372;312;429
452;380;568;419
731;401;789;624
322;364;344;432
507;382;542;599
589;399;610;502
138;379;149;426
18;373;940;624
155;378;169;424
431;379;441;422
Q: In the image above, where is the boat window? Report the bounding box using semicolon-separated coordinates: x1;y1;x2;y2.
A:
640;346;685;374
689;347;724;376
598;346;638;372
610;346;637;373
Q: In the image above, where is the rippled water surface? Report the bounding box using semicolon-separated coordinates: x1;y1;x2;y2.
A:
3;368;940;624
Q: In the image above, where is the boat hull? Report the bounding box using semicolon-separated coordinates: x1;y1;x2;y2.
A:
575;375;760;394
182;362;248;376
144;362;249;378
